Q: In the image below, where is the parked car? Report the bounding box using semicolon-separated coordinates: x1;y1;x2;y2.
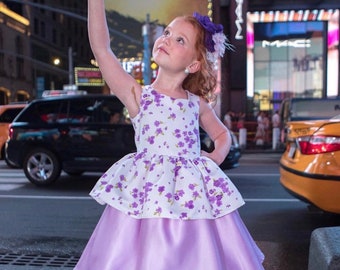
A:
279;115;340;214
6;94;240;186
0;103;27;163
279;97;340;126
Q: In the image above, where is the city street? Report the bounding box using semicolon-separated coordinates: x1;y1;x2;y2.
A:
0;153;340;269
1;1;339;269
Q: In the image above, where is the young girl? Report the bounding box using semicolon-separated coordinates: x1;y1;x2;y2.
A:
75;1;265;269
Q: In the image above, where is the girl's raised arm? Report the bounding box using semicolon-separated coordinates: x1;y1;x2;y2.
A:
87;0;141;117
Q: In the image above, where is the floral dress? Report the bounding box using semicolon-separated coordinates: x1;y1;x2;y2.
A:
75;85;265;270
90;85;244;219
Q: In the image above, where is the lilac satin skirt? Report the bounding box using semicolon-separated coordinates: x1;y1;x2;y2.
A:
74;206;264;270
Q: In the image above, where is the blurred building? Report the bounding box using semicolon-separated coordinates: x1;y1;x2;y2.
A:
1;0;93;103
23;0;91;97
0;2;31;104
218;0;339;120
1;0;339;121
1;0;145;104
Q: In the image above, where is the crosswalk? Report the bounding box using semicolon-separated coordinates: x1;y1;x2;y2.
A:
0;161;27;191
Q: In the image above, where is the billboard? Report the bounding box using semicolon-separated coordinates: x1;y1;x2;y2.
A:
75;67;105;86
247;9;339;104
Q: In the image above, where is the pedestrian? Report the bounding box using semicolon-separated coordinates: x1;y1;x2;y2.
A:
223;110;234;130
263;111;270;144
75;1;265;269
254;111;265;145
272;110;280;129
109;111;121;124
272;110;281;148
237;112;246;130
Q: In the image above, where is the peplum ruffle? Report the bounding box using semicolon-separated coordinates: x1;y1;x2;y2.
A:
90;152;244;220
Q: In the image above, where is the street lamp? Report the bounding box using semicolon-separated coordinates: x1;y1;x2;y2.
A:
53;58;61;66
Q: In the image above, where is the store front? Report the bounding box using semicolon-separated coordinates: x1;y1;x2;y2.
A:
0;87;30;105
246;9;339;114
0;87;11;105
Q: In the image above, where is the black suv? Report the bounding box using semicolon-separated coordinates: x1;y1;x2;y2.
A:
6;94;240;186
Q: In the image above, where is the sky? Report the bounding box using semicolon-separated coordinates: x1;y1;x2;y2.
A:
105;0;208;25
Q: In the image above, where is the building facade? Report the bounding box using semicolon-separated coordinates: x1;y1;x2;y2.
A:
219;0;339;121
0;2;31;104
1;0;93;103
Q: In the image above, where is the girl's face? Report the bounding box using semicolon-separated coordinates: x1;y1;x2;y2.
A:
152;17;199;73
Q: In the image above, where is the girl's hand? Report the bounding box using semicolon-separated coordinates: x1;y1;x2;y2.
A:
200;149;228;166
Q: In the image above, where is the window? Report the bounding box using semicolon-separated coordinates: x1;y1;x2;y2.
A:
15;36;24;79
0;108;24;123
18;101;64;123
40;21;46;38
68;98;125;124
252;21;325;111
0;30;4;75
34;18;39;35
0;29;3;48
52;29;57;44
247;9;339;115
0;53;4;75
60;33;65;48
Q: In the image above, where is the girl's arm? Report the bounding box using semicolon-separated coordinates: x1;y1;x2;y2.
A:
87;0;141;118
199;99;231;165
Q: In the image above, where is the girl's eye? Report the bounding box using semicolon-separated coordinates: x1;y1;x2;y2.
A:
176;37;184;45
163;30;170;37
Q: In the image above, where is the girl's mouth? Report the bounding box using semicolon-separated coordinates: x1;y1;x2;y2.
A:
157;46;169;55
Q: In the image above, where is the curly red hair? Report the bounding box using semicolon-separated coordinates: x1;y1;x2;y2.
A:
181;15;218;102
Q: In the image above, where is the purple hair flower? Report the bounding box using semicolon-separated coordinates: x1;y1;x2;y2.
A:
193;12;233;63
193;12;223;52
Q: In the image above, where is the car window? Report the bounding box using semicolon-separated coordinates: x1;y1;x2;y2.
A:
17;101;66;123
0;108;24;123
331;114;340;120
68;98;102;123
68;97;126;124
15;97;130;124
96;98;126;124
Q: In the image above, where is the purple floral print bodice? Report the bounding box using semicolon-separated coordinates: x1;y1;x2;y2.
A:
90;86;244;220
133;86;200;158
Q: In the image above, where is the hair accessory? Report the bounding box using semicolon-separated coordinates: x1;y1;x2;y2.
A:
193;12;234;63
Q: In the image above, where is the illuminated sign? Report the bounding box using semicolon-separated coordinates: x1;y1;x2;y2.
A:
75;67;104;86
235;0;244;40
121;60;142;73
262;39;311;48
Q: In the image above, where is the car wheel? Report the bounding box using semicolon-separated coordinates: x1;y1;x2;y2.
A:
23;148;61;186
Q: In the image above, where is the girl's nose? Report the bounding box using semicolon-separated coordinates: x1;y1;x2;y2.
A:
162;34;171;45
162;37;169;46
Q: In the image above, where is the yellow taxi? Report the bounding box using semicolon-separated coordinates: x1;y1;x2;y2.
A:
280;115;340;214
0;103;27;160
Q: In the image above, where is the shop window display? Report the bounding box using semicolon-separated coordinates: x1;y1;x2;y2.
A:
247;9;339;114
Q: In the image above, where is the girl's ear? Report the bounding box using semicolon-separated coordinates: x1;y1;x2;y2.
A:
188;60;201;74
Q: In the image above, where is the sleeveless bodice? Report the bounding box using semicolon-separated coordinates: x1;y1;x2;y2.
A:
132;86;201;158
